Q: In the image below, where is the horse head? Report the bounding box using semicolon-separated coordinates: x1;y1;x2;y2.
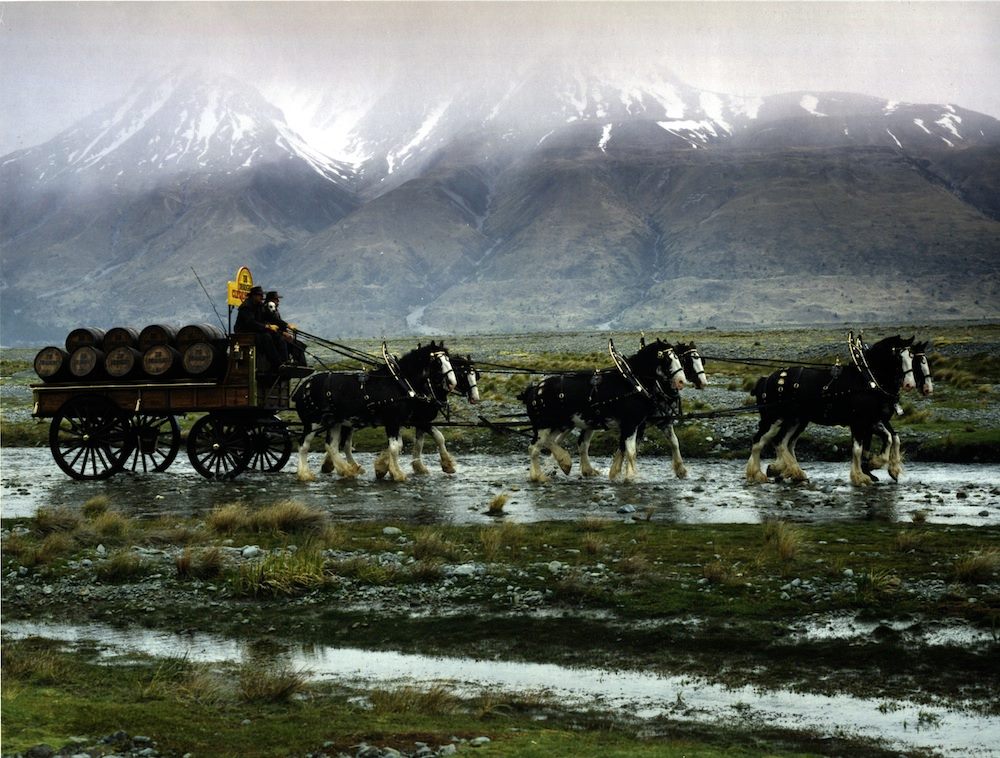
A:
633;339;686;391
672;341;708;389
864;335;915;393
910;340;934;396
451;355;481;404
401;340;457;393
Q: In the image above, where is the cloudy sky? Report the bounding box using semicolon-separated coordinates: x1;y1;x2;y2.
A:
1;1;998;155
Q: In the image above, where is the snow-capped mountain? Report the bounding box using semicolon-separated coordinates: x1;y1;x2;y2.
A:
3;69;355;191
2;64;999;343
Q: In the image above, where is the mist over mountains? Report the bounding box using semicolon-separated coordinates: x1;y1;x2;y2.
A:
2;63;999;345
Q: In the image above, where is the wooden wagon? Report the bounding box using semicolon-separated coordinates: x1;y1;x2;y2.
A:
31;334;311;480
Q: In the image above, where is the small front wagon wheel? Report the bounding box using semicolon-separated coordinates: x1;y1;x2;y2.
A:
246;418;293;472
49;396;130;480
123;414;181;473
186;413;251;480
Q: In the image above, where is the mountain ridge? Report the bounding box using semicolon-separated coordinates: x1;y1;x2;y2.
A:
1;66;998;345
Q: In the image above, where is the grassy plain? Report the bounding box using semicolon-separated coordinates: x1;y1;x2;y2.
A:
3;324;999;756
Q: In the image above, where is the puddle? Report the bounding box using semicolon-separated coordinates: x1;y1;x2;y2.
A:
788;612;998;649
2;448;998;525
4;619;998;756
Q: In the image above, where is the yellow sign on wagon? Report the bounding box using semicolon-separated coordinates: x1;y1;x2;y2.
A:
227;266;254;306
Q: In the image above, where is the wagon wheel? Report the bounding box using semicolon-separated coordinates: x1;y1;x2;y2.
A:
245;418;293;473
185;413;251;480
123;414;181;473
49;395;130;480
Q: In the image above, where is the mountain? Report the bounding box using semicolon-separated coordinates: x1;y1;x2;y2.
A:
2;63;999;345
1;70;358;342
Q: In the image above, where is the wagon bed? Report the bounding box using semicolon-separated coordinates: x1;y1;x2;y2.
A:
32;334;311;480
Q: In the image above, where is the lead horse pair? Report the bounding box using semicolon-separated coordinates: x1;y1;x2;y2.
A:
746;334;934;486
520;338;708;483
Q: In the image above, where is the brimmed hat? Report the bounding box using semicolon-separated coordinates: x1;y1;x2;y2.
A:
265;290;281;300
248;286;264;296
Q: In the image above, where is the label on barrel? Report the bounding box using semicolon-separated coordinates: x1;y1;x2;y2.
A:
183;342;215;375
143;345;175;376
34;347;67;378
105;346;138;378
70;346;100;377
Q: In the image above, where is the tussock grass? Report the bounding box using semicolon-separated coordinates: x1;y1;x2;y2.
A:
81;495;110;519
616;554;652;576
579;516;613;532
1;637;70;683
911;509;929;524
34;506;80;535
581;532;606;556
175;546;225;580
953;548;1000;584
96;550;150;583
253;500;327;535
702;560;737;585
92;511;132;545
229;548;329;597
206;502;250;533
411;528;458;561
762;519;804;562
369;685;459;715
487;493;509;515
328;555;399;585
237;661;310;703
479;527;504;560
207;500;327;536
408;560;443;583
473;688;553;719
1;531;75;567
895;530;929;552
856;567;902;599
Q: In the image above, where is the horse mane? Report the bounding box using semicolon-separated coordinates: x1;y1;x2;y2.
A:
397;340;446;378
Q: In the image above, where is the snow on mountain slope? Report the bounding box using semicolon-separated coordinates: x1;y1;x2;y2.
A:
3;70;355;189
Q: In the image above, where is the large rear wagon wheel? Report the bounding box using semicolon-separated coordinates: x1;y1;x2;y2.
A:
246;418;293;472
123;414;181;473
186;413;251;480
49;396;130;480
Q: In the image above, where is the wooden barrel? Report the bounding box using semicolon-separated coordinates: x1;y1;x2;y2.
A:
138;324;178;352
104;346;144;379
34;346;72;382
65;327;106;353
103;326;140;351
176;323;227;351
181;340;228;379
69;346;105;380
142;344;182;379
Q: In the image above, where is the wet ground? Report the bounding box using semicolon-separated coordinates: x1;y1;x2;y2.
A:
2;448;998;525
4;619;999;757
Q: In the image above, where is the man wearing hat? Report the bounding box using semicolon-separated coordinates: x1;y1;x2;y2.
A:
264;291;306;366
235;285;287;368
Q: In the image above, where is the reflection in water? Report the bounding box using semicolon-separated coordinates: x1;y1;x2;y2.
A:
2;449;998;526
3;619;998;757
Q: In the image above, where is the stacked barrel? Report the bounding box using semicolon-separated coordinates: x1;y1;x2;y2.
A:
33;324;229;383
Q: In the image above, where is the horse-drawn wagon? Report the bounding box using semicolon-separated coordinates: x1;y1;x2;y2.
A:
32;331;310;481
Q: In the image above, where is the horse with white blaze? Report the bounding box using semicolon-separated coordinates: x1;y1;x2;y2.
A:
292;341;456;482
520;338;689;483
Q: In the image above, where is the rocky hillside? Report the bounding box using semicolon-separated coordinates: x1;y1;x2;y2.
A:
1;65;998;343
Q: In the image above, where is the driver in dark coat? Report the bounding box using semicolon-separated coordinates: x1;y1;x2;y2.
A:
235;285;287;368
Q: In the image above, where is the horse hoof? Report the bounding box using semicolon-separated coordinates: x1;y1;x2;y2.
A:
321;460;335;474
674;465;688;479
746;472;768;484
412;462;430;475
580;467;600;478
441;462;457;475
297;470;316;483
765;464;783;478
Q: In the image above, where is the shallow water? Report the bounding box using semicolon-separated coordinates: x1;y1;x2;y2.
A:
2;448;998;524
3;619;998;757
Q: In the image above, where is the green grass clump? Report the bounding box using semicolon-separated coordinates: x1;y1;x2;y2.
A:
762;520;804;562
96;550;151;583
34;506;81;535
953;548;1000;585
1;637;71;684
175;546;225;580
81;496;111;519
487;493;509;515
237;661;310;703
229;548;329;597
207;500;327;537
369;685;459;716
411;528;459;561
